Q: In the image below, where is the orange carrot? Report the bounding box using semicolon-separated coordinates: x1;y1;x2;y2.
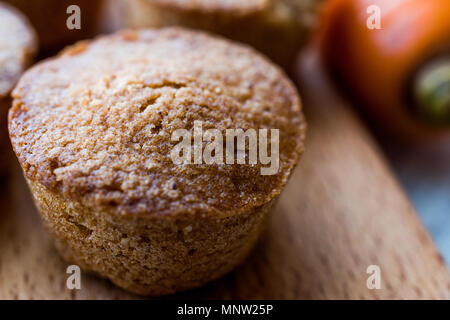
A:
320;0;450;142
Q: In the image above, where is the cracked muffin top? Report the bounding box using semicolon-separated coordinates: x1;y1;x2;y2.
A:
9;28;305;218
0;2;37;99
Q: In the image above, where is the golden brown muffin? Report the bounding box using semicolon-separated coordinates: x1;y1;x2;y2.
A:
120;0;322;69
9;28;306;295
5;0;104;54
0;2;37;173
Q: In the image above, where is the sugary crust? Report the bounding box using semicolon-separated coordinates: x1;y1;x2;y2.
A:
0;2;37;99
9;28;306;218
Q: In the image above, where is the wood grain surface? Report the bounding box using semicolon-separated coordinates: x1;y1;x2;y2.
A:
0;50;448;299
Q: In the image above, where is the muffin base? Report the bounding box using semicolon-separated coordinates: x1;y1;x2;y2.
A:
27;179;274;296
123;0;315;69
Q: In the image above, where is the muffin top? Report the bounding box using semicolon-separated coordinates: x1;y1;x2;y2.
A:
0;2;37;99
9;28;305;218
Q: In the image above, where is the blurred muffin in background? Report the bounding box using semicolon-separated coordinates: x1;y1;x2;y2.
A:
5;0;103;54
0;2;37;173
119;0;322;69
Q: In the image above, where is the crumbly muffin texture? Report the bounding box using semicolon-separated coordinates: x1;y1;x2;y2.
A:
10;28;305;295
0;2;37;99
10;28;305;218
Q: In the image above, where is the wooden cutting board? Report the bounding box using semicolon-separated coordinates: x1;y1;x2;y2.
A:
0;50;448;299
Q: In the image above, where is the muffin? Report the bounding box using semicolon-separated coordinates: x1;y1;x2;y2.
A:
0;2;37;173
9;28;306;295
5;0;104;54
120;0;322;68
